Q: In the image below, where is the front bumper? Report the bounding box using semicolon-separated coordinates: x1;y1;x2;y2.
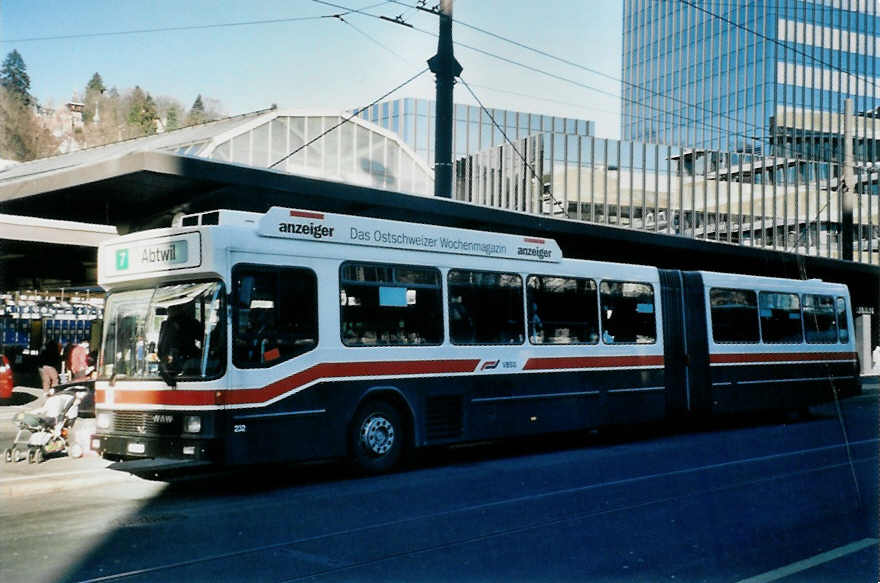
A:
91;433;218;462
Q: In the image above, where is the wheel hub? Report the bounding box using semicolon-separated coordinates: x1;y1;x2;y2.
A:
360;415;394;456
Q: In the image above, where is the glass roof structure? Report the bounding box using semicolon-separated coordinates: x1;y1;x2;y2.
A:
0;108;435;196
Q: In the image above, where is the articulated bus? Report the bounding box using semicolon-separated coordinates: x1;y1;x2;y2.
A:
90;207;860;472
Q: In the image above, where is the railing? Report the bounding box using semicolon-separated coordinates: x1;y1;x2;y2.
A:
455;134;879;265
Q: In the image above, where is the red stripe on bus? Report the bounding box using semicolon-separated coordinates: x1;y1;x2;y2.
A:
289;210;324;219
523;355;664;370
710;351;857;364
95;388;216;406
523;237;545;244
96;359;481;407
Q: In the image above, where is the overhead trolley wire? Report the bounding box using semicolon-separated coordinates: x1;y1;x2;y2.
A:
333;14;414;63
314;0;805;158
405;0;873;160
331;0;413;61
464;82;613;117
1;15;330;43
465;82;762;148
457;77;540;187
678;0;871;506
0;1;394;43
268;67;430;169
678;0;880;96
385;0;773;141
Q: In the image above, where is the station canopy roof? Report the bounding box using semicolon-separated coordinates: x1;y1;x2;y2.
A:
0;213;117;246
0;107;435;215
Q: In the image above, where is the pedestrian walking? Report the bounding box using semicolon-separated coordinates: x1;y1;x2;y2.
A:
69;340;91;380
38;341;61;391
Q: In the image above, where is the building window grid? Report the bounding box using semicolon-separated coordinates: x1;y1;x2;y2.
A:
593;0;871;262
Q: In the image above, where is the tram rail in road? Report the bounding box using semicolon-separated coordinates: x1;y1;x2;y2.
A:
0;385;876;582
65;439;879;583
0;390;868;583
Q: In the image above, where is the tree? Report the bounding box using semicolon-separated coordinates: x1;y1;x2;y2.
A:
82;90;125;147
186;94;206;125
0;50;32;105
82;72;107;123
0;86;57;161
165;107;179;130
191;94;204;114
86;72;105;94
126;86;158;136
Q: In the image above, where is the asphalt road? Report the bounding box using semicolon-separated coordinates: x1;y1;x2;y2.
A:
0;387;877;583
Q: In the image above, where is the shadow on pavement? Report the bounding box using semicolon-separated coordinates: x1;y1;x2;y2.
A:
1;391;39;407
139;401;854;499
44;392;877;583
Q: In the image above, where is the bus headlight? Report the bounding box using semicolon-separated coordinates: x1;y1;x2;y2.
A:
184;415;202;433
96;412;111;429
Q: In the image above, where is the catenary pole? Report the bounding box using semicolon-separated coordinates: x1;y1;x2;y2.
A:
427;0;462;198
841;98;854;261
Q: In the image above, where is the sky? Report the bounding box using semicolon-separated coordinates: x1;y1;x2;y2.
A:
1;0;623;138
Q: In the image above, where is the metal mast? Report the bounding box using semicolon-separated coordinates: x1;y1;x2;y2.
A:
426;0;462;198
841;98;854;261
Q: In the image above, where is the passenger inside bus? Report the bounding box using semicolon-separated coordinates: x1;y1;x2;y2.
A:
157;303;204;375
529;302;544;343
449;296;475;343
244;307;279;363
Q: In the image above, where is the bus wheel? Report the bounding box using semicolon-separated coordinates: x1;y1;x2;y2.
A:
350;401;402;474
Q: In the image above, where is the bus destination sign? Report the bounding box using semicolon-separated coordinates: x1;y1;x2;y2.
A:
258;207;562;263
102;233;202;278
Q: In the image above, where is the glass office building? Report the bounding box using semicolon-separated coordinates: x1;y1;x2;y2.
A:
356;97;595;166
622;0;880;162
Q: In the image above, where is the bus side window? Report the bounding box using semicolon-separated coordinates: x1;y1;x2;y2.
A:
836;297;850;343
803;294;837;344
339;262;443;347
527;275;599;344
599;281;656;344
448;269;524;345
232;265;318;368
710;288;759;343
759;291;802;344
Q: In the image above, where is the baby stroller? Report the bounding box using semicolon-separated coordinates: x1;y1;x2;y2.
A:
3;389;86;464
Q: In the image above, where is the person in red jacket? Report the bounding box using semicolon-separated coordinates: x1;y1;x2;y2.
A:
69;340;91;380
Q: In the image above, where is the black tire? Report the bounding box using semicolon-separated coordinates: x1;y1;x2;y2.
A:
2;448;11;463
349;400;403;475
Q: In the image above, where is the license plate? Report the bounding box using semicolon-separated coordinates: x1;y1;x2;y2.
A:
127;443;146;454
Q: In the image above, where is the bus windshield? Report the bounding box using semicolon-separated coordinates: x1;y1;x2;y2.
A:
100;281;225;383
